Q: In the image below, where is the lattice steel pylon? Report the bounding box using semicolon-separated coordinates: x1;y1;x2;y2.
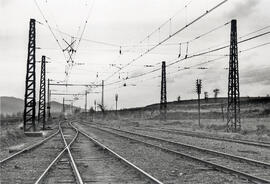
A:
23;19;36;132
38;56;46;130
160;61;167;120
227;19;241;132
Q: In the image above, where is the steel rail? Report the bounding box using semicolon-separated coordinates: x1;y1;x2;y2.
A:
59;123;84;184
70;123;164;184
82;122;270;147
34;122;81;184
86;125;270;184
149;127;270;148
0;130;59;164
104;126;270;168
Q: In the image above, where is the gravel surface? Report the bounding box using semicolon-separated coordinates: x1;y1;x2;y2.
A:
75;122;250;184
121;126;270;163
41;153;76;184
0;126;58;160
99;126;270;181
71;133;155;183
0;132;64;184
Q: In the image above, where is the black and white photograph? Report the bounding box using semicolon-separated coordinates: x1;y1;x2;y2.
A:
0;0;270;183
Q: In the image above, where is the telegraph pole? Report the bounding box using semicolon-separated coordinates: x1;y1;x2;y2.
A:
101;80;104;108
47;79;51;119
160;61;167;121
115;94;118;113
85;90;88;113
94;100;97;111
23;18;36;132
196;79;202;127
221;103;224;121
62;98;65;114
227;19;241;132
38;56;46;130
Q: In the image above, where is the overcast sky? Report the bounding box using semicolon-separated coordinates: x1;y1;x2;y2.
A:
1;0;270;110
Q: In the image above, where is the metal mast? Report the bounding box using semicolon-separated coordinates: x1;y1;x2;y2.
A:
160;61;167;120
38;56;46;130
23;19;36;132
227;19;241;132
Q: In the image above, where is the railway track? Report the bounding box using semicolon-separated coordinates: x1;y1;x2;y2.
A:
69;123;162;183
35;121;163;184
36;122;82;184
0;128;63;183
79;123;270;184
1;121;163;183
133;126;270;148
0;130;59;164
83;121;270;149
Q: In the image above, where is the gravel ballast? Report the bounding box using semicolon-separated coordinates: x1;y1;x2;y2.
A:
75;122;250;184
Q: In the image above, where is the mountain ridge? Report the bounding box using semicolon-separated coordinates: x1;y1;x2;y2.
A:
0;96;80;115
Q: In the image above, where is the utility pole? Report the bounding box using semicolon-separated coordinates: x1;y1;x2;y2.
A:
23;18;36;132
115;94;118;113
71;101;74;114
85;90;88;113
221;103;224;121
196;79;202;127
47;79;51;119
101;80;104;108
204;92;208;102
62;98;65;114
227;19;241;132
38;56;46;130
94;100;97;111
160;61;167;121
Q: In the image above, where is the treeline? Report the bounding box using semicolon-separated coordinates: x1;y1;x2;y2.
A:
1;112;23;123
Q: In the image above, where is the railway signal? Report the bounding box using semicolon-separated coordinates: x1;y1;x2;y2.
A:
196;79;202;127
213;88;220;101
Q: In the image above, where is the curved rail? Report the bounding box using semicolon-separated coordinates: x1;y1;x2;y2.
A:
70;123;164;184
85;124;270;184
0;130;59;164
34;122;82;184
59;123;83;184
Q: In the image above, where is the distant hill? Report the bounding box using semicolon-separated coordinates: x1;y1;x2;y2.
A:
0;96;24;115
0;96;80;115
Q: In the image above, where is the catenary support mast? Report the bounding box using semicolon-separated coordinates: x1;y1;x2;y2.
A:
227;19;241;132
23;19;36;132
38;56;46;130
160;61;167;120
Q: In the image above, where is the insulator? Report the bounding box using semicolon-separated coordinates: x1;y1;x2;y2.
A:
119;46;122;55
178;43;181;58
185;42;189;59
